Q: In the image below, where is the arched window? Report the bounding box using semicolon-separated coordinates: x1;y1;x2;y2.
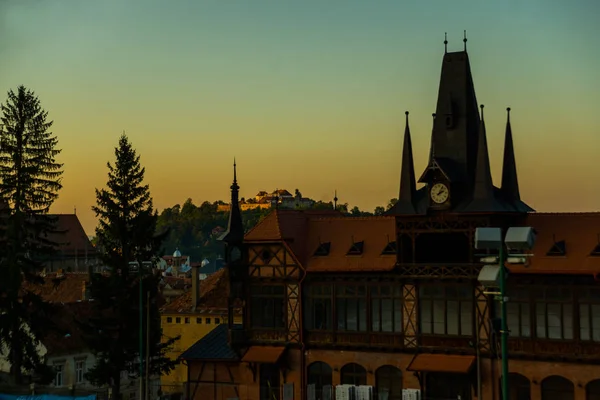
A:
340;363;367;386
541;376;574;400
586;379;600;400
308;362;332;400
499;373;530;400
375;366;402;400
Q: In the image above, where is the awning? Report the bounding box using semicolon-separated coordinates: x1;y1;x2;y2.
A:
407;354;475;374
241;346;286;364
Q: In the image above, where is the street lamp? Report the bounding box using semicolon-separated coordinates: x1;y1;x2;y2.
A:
474;227;536;400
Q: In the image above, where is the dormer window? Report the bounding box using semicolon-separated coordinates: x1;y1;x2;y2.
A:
314;242;331;256
347;241;364;256
547;240;566;256
381;241;397;255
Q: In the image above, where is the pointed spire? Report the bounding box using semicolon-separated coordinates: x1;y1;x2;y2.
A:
428;113;436;162
219;159;244;243
501;107;521;201
444;32;448;53
472;104;494;201
463;30;468;52
395;111;417;214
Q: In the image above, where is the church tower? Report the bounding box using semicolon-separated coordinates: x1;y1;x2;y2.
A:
219;160;248;351
390;33;533;215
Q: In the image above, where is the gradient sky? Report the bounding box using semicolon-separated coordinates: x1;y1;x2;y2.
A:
1;0;599;236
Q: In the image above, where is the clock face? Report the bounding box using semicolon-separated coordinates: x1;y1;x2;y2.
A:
230;246;241;262
430;182;450;204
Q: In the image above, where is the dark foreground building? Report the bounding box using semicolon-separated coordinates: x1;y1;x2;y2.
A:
180;38;600;400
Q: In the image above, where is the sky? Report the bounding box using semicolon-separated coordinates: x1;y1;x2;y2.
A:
1;0;599;236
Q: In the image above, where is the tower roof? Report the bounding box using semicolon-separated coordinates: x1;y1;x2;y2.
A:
391;111;417;214
219;160;244;243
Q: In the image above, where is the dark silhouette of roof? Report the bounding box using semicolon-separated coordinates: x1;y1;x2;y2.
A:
389;39;534;214
179;324;240;361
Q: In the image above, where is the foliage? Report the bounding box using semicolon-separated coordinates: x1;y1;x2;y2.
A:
156;200;271;260
0;85;63;384
83;134;176;400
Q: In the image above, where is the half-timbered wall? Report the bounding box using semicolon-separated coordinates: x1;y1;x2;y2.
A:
247;243;303;344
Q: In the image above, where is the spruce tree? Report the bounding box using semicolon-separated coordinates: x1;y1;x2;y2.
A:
84;134;176;400
0;85;63;384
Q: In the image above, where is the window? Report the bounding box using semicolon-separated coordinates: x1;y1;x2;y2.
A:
175;317;181;324
541;376;574;400
376;366;403;400
579;288;600;341
535;287;573;340
308;362;332;400
336;285;367;332
166;317;172;323
305;285;332;330
196;317;202;324
340;363;367;386
251;285;285;328
420;284;473;336
215;318;221;324
75;360;86;383
206;318;211;324
371;285;402;333
54;364;64;387
184;317;190;324
505;288;531;337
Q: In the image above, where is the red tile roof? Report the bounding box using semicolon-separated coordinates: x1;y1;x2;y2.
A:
42;301;93;356
22;272;88;303
513;212;600;275
160;268;232;314
48;214;97;256
305;216;397;272
244;209;343;266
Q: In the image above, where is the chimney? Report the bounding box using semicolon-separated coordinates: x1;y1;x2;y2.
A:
192;264;200;311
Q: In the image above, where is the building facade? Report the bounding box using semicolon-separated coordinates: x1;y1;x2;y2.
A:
183;39;600;400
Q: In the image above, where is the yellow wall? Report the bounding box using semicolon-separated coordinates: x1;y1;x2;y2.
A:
160;312;243;393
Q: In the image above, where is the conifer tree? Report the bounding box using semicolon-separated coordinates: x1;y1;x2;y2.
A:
0;85;63;384
84;134;175;400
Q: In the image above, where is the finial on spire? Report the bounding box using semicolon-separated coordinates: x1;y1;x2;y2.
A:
506;107;511;122
444;32;448;53
463;30;467;51
74;206;76;215
405;111;409;123
480;104;485;120
333;190;338;210
233;157;237;184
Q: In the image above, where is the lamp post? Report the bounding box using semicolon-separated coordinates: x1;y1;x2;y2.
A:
475;226;536;400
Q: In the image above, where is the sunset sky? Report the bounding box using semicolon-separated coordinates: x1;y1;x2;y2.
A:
1;0;599;236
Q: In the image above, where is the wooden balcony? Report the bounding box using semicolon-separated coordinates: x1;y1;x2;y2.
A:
305;330;404;348
508;338;600;360
247;328;287;343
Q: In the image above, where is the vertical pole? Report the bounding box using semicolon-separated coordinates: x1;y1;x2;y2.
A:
499;244;509;400
140;263;144;400
145;290;151;400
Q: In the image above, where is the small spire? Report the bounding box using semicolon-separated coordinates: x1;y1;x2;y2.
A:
480;104;484;120
463;30;467;52
333;190;338;210
506;107;511;122
444;32;448;53
395;110;417;214
74;206;76;215
233;157;237;184
429;113;436;161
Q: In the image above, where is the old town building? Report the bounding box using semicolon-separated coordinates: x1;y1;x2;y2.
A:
181;37;600;400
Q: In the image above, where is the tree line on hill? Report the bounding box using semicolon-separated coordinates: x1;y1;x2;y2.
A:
0;85;176;399
155;198;399;261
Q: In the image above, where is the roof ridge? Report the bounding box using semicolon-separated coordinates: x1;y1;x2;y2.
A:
310;215;395;222
273;209;283;239
530;212;600;216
